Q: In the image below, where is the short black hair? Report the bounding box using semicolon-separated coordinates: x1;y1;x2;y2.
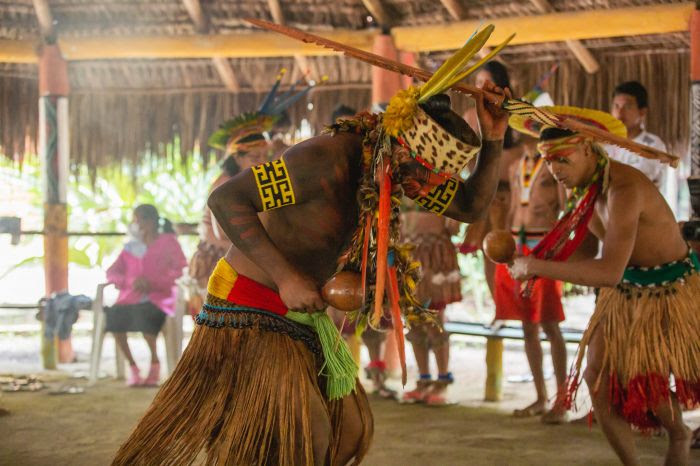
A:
331;104;356;122
419;94;479;147
480;61;515;148
482;61;511;90
540;127;576;141
613;81;648;109
221;155;240;177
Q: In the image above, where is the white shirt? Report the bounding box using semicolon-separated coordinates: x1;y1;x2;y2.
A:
605;131;667;190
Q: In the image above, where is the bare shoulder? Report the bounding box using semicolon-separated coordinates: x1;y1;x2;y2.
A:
282;132;362;181
607;161;646;199
284;132;360;162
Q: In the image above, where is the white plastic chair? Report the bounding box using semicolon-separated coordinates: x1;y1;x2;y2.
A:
88;282;186;385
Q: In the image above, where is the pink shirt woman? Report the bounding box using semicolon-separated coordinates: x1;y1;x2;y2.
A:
105;204;186;387
107;233;187;316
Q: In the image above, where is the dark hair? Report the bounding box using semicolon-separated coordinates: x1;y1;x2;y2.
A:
613;81;648;109
482;61;511;90
221;155;240;177
331;104;357;122
133;204;175;234
540;127;576;141
236;133;265;145
419;94;480;147
480;61;515;148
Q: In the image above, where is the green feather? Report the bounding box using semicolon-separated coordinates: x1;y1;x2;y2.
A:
418;24;494;103
444;32;516;89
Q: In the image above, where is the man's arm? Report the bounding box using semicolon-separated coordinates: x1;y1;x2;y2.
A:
416;80;510;223
208;136;345;311
437;140;503;223
511;183;640;287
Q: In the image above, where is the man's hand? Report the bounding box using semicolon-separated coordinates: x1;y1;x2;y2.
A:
474;80;511;142
133;277;150;294
509;256;536;281
278;272;326;314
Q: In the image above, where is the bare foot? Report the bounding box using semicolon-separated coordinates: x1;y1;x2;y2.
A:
664;425;691;466
513;399;547;418
541;407;569;425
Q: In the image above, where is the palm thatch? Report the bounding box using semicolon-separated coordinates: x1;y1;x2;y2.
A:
0;0;692;174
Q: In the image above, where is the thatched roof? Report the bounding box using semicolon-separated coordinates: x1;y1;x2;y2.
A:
0;0;692;172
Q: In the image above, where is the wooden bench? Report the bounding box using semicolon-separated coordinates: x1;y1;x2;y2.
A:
444;321;583;401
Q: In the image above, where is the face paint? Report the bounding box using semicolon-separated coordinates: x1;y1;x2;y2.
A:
251;159;296;211
537;134;588;161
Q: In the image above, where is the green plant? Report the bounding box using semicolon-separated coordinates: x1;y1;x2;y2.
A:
1;150;220;276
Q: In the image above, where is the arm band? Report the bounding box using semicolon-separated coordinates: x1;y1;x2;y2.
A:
251;159;297;211
416;178;458;215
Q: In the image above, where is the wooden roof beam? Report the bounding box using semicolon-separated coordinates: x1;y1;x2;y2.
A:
267;0;285;25
392;3;694;53
0;3;693;63
440;0;467;22
32;0;55;42
182;0;242;92
529;0;599;73
266;0;316;82
211;56;240;92
362;0;393;27
182;0;209;33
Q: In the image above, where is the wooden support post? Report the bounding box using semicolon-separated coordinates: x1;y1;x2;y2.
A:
398;51;416;90
691;4;700;179
371;34;402;109
38;44;70;367
689;4;700;218
484;336;504;401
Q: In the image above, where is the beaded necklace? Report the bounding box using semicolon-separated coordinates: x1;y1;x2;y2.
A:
519;153;544;205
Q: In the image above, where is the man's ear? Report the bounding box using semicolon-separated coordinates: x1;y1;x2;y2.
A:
639;107;648;123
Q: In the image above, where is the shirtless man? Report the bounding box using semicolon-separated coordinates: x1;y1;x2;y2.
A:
509;108;699;465
113;81;510;465
495;134;568;422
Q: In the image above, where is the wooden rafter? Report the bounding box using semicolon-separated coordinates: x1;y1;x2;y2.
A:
182;0;208;33
211;56;240;92
32;0;55;41
361;0;392;27
439;0;467;22
267;0;315;81
181;0;240;92
267;0;285;25
528;0;599;73
1;3;693;63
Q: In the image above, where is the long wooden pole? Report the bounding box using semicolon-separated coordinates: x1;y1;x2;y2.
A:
38;44;70;368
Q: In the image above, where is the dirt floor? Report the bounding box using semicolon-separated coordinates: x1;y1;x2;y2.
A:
0;376;691;466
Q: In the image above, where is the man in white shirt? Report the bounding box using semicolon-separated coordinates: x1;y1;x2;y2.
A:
606;81;667;191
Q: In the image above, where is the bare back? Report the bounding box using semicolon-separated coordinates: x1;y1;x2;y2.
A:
590;161;687;267
226;132;363;289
